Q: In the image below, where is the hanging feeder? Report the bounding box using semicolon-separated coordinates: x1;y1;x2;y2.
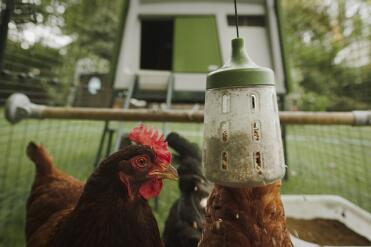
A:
203;37;286;187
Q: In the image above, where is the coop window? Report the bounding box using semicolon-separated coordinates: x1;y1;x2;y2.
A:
140;19;174;70
227;15;265;27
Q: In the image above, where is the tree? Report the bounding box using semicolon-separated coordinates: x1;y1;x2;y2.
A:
1;0;125;105
282;0;371;110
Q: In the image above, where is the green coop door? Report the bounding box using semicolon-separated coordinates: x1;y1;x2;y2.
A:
173;16;222;73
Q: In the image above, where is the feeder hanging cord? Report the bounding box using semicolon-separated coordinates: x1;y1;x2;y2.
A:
234;0;239;38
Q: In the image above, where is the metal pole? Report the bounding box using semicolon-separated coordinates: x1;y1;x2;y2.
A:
5;94;371;126
37;109;367;125
94;0;130;166
279;111;358;125
40;107;204;122
162;73;174;135
6;106;370;125
154;73;175;211
113;78;137;151
105;128;116;157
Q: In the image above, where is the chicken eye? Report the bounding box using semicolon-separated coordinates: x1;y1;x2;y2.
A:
133;156;149;168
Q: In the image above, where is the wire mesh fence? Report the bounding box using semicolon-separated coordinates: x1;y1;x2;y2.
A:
281;0;371;111
0;119;370;246
0;116;104;246
0;0;371;246
0;0;125;244
0;0;123;107
283;125;371;210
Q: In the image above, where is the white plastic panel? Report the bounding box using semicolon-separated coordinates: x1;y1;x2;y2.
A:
173;73;207;92
283;195;371;245
115;71;136;90
137;70;171;90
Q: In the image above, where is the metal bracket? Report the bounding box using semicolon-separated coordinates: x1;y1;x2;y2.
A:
353;111;371;126
5;93;44;124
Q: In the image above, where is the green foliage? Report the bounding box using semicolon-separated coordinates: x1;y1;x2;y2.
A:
4;0;370;109
3;0;124;105
5;41;62;72
63;0;124;60
2;40;66;105
283;0;371;111
56;0;125;97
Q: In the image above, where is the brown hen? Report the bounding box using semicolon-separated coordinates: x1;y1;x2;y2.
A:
199;181;293;247
25;125;177;247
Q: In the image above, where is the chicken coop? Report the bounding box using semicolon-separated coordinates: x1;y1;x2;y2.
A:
0;0;371;246
113;0;287;104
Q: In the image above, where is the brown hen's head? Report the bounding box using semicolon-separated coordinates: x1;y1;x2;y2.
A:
102;124;177;200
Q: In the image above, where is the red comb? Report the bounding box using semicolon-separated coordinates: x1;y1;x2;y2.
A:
128;124;171;166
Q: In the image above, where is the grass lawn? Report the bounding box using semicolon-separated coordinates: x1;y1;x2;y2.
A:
283;125;371;208
0;110;370;247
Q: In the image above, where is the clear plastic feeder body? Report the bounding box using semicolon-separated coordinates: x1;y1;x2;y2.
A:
202;38;285;187
203;86;285;187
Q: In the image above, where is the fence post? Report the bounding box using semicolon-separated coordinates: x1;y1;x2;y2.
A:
94;0;130;167
0;0;14;71
275;0;291;181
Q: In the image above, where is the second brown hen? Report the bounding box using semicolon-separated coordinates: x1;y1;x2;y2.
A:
199;181;293;247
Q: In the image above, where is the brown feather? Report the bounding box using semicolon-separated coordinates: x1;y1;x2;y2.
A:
25;142;164;247
199;181;293;247
26;142;83;241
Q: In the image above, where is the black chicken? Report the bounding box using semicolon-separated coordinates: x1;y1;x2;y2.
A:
163;132;212;247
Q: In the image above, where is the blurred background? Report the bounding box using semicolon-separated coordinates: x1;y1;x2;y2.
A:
0;0;370;246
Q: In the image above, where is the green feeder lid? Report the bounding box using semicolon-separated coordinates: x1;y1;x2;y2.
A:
207;38;275;89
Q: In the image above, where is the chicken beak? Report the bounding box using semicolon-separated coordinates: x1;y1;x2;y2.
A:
148;164;178;181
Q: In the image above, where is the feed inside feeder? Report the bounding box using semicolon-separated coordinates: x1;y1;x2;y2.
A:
203;38;285;187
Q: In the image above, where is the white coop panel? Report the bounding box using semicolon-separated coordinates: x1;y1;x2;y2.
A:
137;70;171;90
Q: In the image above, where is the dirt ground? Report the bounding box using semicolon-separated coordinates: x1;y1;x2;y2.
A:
287;218;371;246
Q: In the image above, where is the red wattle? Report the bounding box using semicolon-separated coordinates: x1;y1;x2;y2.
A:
139;178;163;200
